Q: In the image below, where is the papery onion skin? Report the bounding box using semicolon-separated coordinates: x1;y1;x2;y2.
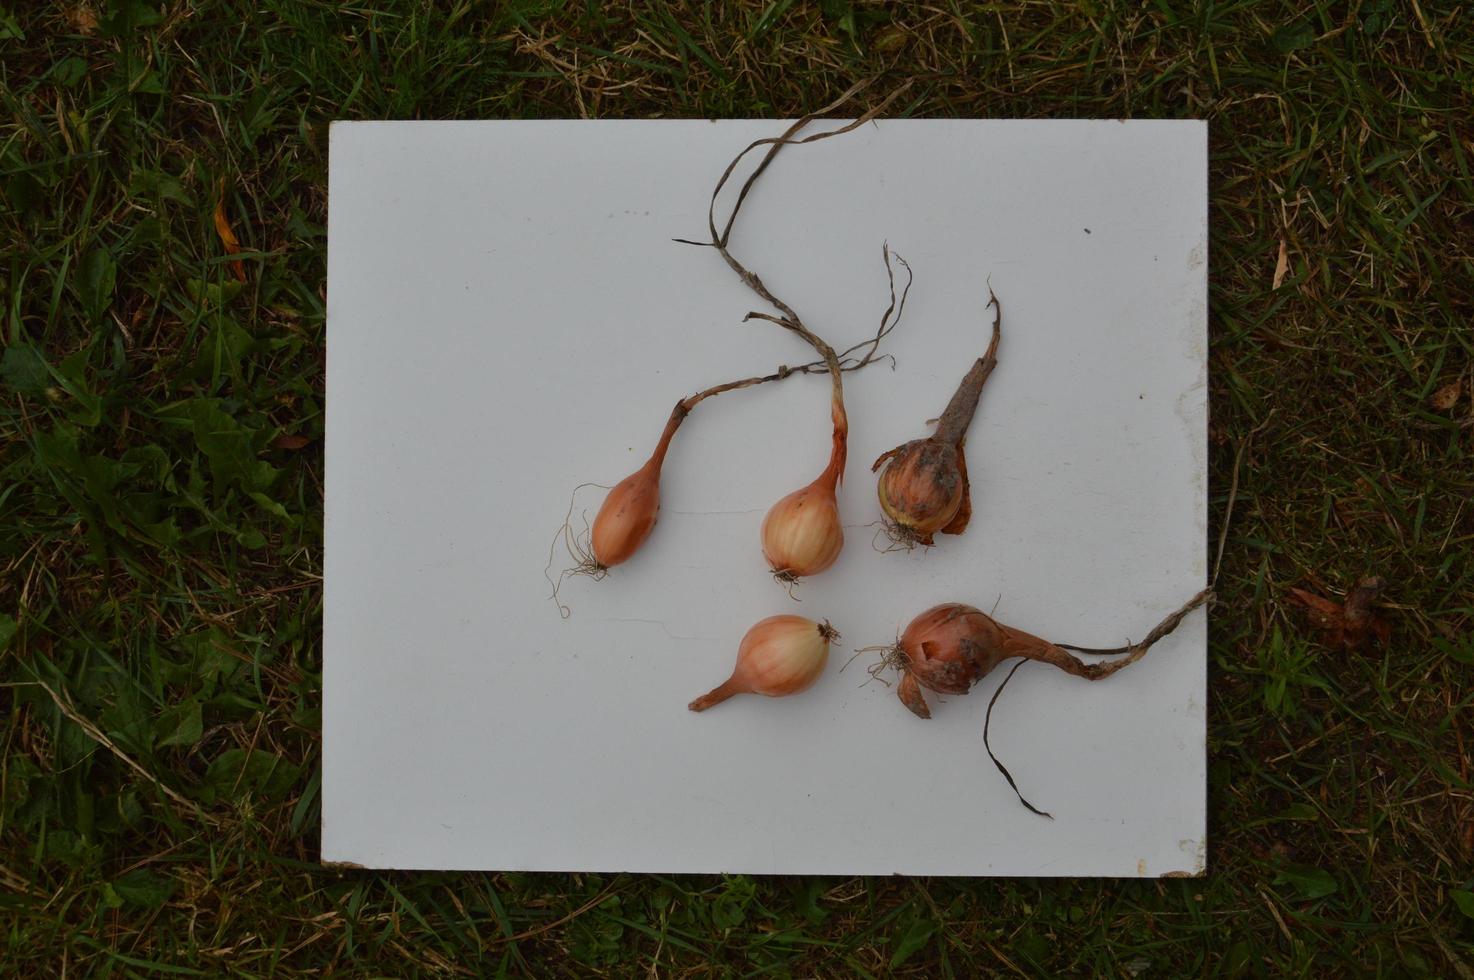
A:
895;603;1071;718
761;479;843;578
590;462;661;568
588;403;686;569
762;401;847;580
875;440;967;541
872;293;999;547
898;603;1006;698
689;615;837;712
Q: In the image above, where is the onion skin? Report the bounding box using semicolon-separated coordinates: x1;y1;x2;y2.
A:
689;615;837;712
590;461;662;568
588;403;686;569
872;293;999;547
875;440;967;542
896;671;930;719
762;401;847;580
898;603;1007;698
760;478;843;578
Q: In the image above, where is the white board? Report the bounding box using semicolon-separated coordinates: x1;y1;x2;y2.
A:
324;118;1208;875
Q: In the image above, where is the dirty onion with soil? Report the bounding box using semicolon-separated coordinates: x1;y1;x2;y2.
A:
873;289;1001;548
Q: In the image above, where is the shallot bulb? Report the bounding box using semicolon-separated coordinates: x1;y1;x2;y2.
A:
886;590;1212;719
689;615;838;712
880;590;1211;817
873;291;1001;547
587;403;686;569
761;402;846;580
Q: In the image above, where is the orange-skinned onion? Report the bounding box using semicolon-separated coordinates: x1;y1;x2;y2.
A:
884;590;1211;818
587;403;685;569
590;460;661;568
875;440;967;541
871;291;1000;547
689;615;838;711
891;591;1212;719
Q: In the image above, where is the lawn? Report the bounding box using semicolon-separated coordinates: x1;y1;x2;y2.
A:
2;1;1471;976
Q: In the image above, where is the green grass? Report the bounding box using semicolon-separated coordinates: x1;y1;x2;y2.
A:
2;0;1472;975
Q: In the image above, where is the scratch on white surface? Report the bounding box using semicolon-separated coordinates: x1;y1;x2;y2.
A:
599;617;711;641
1175;376;1208;506
667;508;766;516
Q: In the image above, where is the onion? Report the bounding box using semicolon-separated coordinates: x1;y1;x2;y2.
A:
590;460;662;569
761;404;846;580
872;589;1211;816
689;615;838;712
876;440;968;542
587;403;685;569
891;591;1211;717
873;291;1000;547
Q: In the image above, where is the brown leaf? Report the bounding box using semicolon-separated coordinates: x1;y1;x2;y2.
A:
214;179;247;283
1429;377;1462;412
1272;239;1289;290
67;4;99;35
1286;588;1343;629
1287;577;1391;651
272;433;311;451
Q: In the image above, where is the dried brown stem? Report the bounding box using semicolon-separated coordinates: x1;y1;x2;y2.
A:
984;589;1212;819
678;244;912;411
681;80;913;486
983;660;1053;820
688;676;742;713
648;400;688;469
1048;588;1214;673
935;288;1002;444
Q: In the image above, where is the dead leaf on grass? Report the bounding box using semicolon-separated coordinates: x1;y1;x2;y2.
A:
1287;576;1391;651
67;3;99;35
214;179;247;283
1272;239;1289;289
1429;377;1462;412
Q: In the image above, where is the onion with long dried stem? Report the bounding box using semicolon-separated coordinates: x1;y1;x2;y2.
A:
867;589;1211;816
873;289;1002;548
678;81;913;585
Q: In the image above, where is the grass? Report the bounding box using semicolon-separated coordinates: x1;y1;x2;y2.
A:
2;0;1471;975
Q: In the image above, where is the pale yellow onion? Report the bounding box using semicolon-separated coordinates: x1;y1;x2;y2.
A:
760;401;847;581
688;615;837;711
760;477;843;578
